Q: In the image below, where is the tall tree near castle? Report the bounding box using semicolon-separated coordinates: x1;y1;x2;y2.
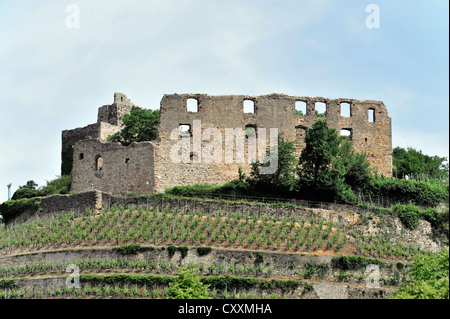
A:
107;109;159;146
296;120;371;203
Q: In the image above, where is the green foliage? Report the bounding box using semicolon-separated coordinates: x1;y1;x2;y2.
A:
178;246;189;259
391;248;449;299
246;137;297;194
315;110;325;117
255;253;264;265
167;245;177;258
167;245;189;259
11;188;42;200
0;197;41;223
302;263;329;279
166;266;211;299
11;175;72;200
42;175;72;196
393;147;449;180
196;247;212;256
297;120;365;204
107;109;159;146
368;177;447;207
61;145;74;176
202;275;305;293
392;204;421;229
396;262;405;270
0;279;18;289
116;244;144;255
338;139;372;192
81;273;174;287
331;255;384;270
12;180;40;200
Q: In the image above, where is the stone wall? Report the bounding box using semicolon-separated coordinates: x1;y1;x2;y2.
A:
71;140;155;195
153;93;392;193
62;123;100;153
62;92;139;161
1;247;403;283
5;191;102;226
67;92;392;195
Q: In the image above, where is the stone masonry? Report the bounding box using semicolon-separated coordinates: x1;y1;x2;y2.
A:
67;93;392;195
61;92;141;153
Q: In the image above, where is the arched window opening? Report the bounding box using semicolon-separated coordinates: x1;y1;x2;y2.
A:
245;124;257;139
95;156;103;171
295;101;307;116
340;129;352;140
243;100;255;114
315;102;326;117
187;98;199;112
340;102;351;117
368;109;375;122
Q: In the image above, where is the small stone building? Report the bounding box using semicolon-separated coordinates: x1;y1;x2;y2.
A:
64;92;392;194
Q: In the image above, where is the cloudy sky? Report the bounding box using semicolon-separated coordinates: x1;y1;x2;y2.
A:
0;0;448;203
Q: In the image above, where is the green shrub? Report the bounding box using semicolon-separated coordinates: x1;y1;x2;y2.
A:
11;188;44;200
392;204;421;229
166;266;211;299
396;262;405;270
0;197;41;223
255;253;264;265
0;279;17;289
303;263;329;279
196;247;212;256
178;246;189;259
368;178;447;207
331;255;384;270
42;175;72;196
168;245;177;258
391;248;449;299
81;274;174;287
116;244;142;255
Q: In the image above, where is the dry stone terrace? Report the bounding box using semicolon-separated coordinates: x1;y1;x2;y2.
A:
64;92;392;195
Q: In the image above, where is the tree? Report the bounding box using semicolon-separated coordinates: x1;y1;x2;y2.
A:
391;248;449;299
296;121;366;203
107;108;159;146
297;121;346;201
11;180;40;200
338;139;372;191
166;266;211;299
11;176;71;200
246;137;297;194
393;146;448;180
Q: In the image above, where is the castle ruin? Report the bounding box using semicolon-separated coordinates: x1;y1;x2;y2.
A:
63;93;392;195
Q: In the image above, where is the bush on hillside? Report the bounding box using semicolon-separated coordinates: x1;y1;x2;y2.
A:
367;177;447;207
0;197;42;224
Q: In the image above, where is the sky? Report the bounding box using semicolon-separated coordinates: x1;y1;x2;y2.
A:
0;0;448;203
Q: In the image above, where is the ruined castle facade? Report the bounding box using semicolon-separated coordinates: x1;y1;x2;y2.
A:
63;93;392;195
